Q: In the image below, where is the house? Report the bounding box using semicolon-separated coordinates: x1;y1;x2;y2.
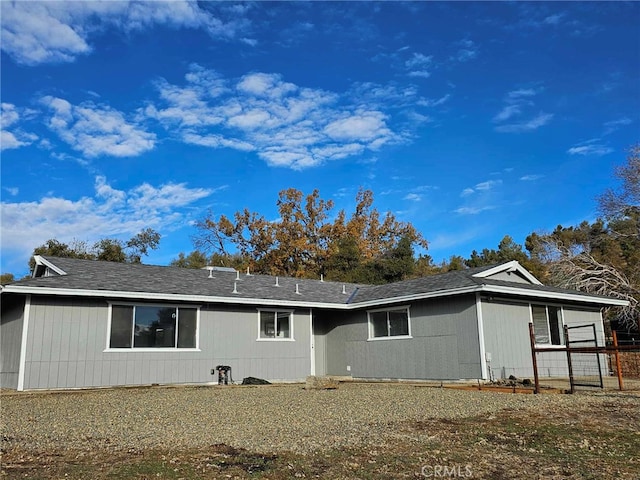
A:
0;255;628;390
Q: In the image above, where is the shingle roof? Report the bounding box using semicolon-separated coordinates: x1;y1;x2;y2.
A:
2;256;626;308
12;256;363;304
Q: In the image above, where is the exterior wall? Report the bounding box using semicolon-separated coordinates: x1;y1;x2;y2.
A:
320;295;482;380
0;295;25;389
21;296;312;390
481;299;606;380
481;299;534;379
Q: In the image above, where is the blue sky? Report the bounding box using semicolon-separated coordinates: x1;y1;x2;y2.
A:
1;1;639;277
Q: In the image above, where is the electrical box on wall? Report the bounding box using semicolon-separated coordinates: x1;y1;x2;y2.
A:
346;365;351;372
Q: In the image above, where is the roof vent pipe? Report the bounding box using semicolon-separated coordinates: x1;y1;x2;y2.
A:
295;283;301;295
232;282;238;294
236;270;240;281
246;267;251;276
207;267;214;279
320;274;324;282
274;276;279;287
342;284;347;294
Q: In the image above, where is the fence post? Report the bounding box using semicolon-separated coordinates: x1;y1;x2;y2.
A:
529;323;540;394
564;325;575;394
613;330;624;391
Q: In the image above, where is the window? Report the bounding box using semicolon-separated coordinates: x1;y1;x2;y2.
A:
109;304;198;349
258;310;293;340
368;307;410;339
531;304;563;345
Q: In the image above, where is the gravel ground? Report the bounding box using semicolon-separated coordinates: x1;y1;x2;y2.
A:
1;383;639;454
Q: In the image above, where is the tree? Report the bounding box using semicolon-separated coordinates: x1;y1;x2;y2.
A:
0;273;15;285
125;228;161;263
599;144;640;223
170;251;209;269
29;229;161;271
444;255;466;271
30;239;93;270
169;250;249;270
467;235;546;280
94;239;127;263
193;188;427;278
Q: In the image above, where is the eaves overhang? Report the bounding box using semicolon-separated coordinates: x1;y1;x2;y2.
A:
479;284;629;307
1;282;628;309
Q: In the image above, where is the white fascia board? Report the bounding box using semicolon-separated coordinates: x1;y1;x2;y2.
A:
33;255;67;276
0;285;351;310
472;261;542;285
3;283;627;309
2;284;483;310
344;286;483;309
480;284;629;307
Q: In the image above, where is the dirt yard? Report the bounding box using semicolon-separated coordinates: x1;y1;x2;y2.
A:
1;382;639;479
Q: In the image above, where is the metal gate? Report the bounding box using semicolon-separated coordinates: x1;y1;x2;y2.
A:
565;324;604;392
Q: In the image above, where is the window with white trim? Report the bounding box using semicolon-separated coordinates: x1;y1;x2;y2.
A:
109;304;198;349
368;307;411;339
531;304;563;345
258;310;293;340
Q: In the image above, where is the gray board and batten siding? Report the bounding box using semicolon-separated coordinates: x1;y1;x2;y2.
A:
18;295;311;390
0;294;25;389
481;298;606;380
317;294;482;381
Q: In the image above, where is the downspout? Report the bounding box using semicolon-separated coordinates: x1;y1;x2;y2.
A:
475;293;489;381
309;308;315;376
17;294;31;391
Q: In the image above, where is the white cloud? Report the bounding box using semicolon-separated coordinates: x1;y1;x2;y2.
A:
417;94;451;108
408;70;431;79
492;88;553;133
494;87;551;133
603;117;632;135
240;37;258;47
495;113;553;133
405;52;432;69
475;179;502;191
1;1;248;66
1;103;38;151
454;206;495;215
3;187;19;196
146;66;401;169
543;13;565;26
460;188;475;197
0;176;213;263
403;193;422;202
493;105;521;123
41;96;156;157
237;72;297;98
507;88;538;99
405;52;433;78
567;141;613;156
520;174;544;181
324;111;391;143
451;39;478;62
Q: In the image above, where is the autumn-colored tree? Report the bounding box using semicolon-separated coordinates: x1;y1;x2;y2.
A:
193;188;427;278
